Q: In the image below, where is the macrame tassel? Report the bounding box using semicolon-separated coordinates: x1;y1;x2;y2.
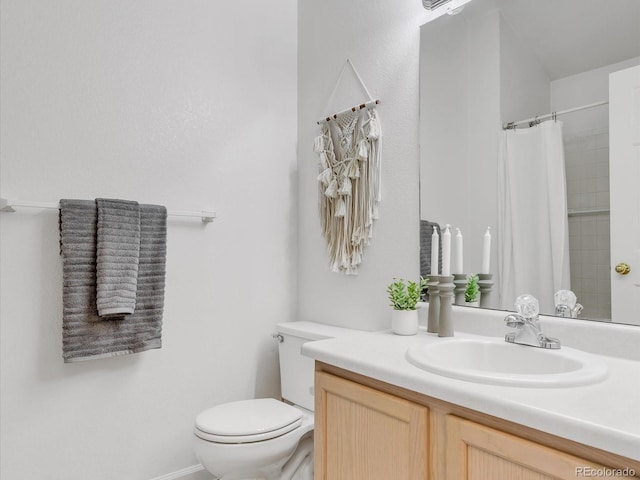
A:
338;177;352;196
345;159;360;178
317;167;333;186
324;179;338;198
357;139;369;161
314;135;325;153
365;110;380;140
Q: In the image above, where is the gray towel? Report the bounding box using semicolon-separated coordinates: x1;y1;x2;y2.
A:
132;203;168;349
59;199;167;362
420;220;442;281
96;198;141;318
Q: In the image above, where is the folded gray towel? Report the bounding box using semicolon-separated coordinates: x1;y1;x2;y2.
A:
59;199;167;362
96;198;141;318
420;220;442;281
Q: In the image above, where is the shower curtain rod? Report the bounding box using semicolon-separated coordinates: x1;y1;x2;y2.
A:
502;100;609;130
0;198;216;223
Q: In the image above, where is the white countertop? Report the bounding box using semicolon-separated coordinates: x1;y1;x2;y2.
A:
302;328;640;461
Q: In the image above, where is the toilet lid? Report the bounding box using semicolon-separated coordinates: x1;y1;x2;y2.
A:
195;398;303;444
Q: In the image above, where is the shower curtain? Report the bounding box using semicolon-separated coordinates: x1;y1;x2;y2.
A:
497;120;571;314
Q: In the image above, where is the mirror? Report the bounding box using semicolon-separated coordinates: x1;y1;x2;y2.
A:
419;0;640;325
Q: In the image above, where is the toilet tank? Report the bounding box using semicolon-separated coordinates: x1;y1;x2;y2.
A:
276;321;355;412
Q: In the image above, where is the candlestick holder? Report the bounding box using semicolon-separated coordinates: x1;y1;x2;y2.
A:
438;275;455;337
426;276;440;333
478;273;494;309
453;273;468;306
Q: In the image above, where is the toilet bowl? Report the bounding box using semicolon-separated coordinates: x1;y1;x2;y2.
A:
193;321;355;480
194;399;314;480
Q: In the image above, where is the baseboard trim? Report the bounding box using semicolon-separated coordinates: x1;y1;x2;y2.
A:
148;464;207;480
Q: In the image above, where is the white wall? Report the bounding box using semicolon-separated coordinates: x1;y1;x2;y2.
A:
0;1;297;479
297;0;427;331
551;57;640;136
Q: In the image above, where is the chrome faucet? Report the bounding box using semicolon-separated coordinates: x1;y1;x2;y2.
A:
554;290;583;318
504;294;560;349
554;304;584;318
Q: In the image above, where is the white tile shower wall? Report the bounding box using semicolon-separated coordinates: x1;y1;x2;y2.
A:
565;128;610;211
565;129;611;320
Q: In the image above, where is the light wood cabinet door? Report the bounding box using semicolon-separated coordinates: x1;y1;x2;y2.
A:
445;415;626;480
315;371;429;480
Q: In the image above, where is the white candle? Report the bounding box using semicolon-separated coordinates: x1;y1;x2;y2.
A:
455;228;463;274
430;226;439;275
481;226;491;274
442;224;451;277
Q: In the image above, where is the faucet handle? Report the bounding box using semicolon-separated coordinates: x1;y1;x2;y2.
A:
572;303;584;318
514;294;539;319
554;290;577;309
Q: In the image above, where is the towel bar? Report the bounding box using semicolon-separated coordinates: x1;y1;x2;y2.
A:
0;198;216;223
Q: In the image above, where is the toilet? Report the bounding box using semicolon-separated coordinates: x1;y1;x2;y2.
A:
193;321;353;480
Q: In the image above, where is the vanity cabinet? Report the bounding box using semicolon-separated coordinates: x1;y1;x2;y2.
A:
314;365;640;480
446;416;616;479
314;371;428;479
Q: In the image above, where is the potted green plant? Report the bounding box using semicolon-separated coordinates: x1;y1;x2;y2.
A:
465;274;480;307
387;277;427;335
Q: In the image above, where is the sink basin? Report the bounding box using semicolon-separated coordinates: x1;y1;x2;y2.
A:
406;337;608;387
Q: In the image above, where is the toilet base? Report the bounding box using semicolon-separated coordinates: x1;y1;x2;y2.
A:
196;433;313;480
194;410;314;480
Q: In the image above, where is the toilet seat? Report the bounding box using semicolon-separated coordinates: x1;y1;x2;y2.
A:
194;398;303;444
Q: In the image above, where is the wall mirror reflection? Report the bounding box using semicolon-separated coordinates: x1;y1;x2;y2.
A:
419;0;640;325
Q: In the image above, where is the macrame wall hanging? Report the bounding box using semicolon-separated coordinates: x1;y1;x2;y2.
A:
314;59;382;275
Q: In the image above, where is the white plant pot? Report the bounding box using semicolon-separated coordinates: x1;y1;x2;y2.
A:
465;300;480;307
391;309;419;336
